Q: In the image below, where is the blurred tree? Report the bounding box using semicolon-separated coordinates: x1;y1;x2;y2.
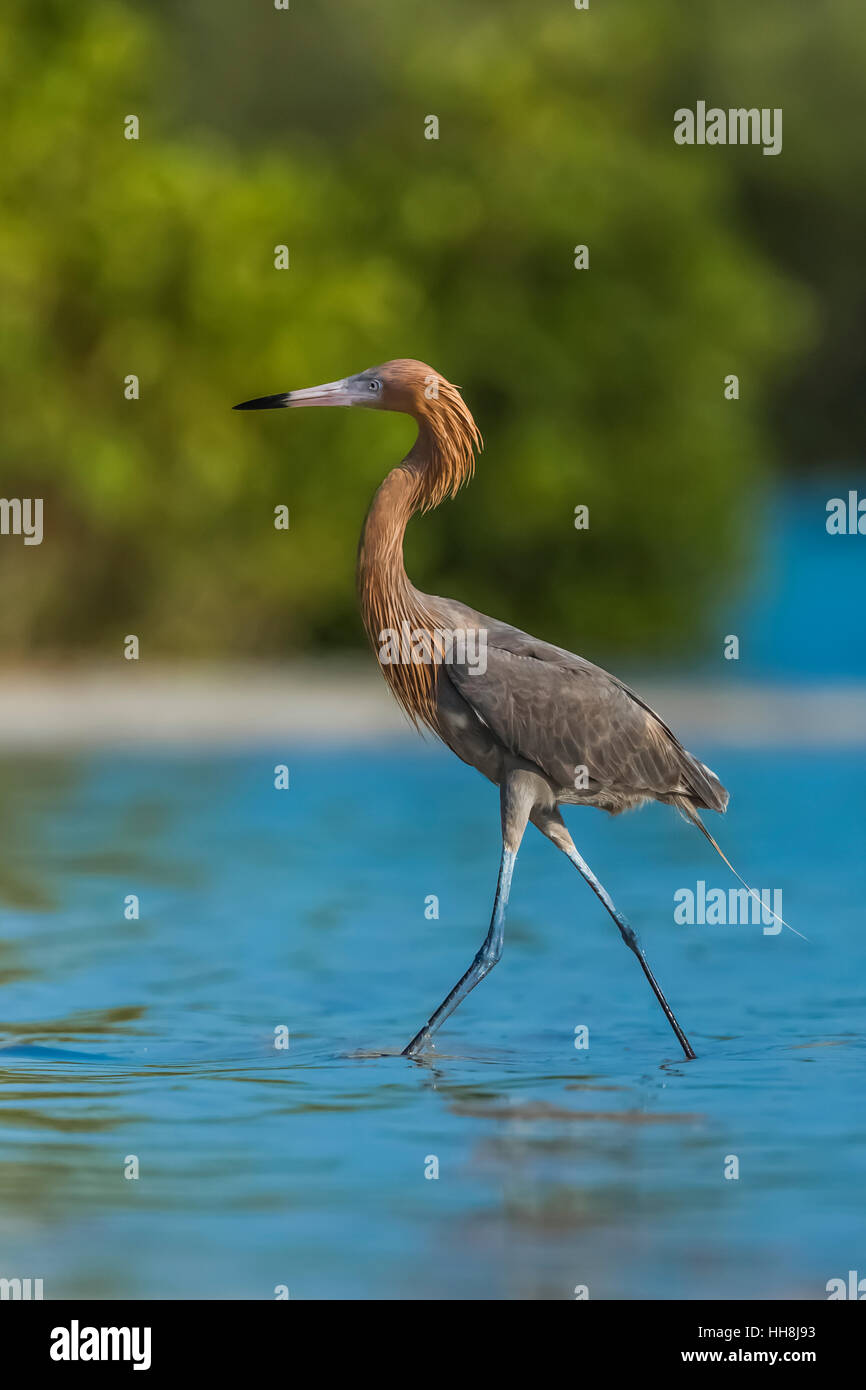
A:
693;0;866;471
0;0;816;662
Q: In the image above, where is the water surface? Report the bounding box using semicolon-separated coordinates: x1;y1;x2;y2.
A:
0;745;862;1299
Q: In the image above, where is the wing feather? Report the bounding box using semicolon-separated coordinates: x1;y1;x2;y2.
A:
436;604;727;810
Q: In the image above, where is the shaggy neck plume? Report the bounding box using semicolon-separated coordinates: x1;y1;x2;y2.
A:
356;386;481;728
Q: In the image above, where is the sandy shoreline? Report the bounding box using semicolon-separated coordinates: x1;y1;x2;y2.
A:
0;662;861;749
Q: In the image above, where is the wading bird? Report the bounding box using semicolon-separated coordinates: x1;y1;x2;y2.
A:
236;360;754;1061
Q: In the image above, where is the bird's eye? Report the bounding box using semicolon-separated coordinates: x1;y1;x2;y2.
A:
368;379;381;393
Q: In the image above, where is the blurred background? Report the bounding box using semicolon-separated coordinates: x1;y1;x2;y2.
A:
0;0;864;1303
0;0;863;671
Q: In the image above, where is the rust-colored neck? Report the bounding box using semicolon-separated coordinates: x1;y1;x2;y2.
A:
357;402;481;728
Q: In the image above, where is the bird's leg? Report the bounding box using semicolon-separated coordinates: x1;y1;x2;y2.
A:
533;809;696;1061
401;845;515;1057
402;773;534;1058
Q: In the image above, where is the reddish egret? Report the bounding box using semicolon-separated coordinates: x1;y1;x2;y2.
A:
236;360;754;1061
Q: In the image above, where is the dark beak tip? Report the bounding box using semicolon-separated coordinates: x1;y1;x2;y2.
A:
232;394;290;411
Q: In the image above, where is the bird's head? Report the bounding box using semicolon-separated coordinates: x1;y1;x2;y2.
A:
235;358;457;418
234;358;482;504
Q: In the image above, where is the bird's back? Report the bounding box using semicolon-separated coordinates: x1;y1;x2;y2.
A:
422;595;729;816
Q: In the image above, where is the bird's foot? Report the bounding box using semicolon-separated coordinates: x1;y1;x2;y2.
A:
401;1031;434;1059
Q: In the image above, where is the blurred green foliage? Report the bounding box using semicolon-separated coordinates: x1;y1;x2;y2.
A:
0;0;859;661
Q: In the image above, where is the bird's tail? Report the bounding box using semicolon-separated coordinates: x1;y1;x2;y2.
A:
673;796;806;941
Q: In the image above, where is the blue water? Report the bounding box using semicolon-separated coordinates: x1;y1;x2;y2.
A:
0;743;863;1300
705;480;866;681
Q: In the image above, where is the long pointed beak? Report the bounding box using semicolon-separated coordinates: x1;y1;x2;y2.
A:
233;379;355;410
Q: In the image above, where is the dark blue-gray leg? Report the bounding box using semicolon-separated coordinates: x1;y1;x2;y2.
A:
533;809;695;1061
563;842;695;1060
402;844;516;1058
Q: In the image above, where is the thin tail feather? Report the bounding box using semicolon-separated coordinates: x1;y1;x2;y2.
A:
674;797;807;942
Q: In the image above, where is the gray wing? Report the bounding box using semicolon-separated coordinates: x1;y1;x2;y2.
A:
432;598;727;811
